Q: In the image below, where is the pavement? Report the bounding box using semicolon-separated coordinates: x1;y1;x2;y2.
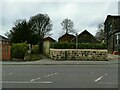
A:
1;54;120;65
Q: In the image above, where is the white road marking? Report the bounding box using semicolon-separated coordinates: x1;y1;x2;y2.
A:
30;77;41;82
94;73;108;83
37;77;41;80
54;73;58;75
2;73;13;76
94;76;103;82
104;73;108;76
47;75;50;77
30;79;35;82
43;72;59;78
1;81;52;84
9;73;13;75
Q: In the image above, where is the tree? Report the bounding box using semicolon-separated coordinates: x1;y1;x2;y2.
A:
61;18;76;34
29;14;52;53
95;23;105;43
5;19;39;45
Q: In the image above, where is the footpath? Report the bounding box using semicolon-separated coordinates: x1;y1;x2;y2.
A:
1;54;120;65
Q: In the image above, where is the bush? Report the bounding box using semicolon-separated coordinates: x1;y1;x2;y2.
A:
51;42;76;49
51;42;107;49
11;43;28;59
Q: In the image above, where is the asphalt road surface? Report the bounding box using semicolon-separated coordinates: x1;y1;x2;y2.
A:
2;64;119;88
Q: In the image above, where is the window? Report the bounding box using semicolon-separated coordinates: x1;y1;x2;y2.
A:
109;23;112;31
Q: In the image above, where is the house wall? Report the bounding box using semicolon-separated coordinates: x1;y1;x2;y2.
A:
50;49;108;61
104;15;120;53
43;41;51;56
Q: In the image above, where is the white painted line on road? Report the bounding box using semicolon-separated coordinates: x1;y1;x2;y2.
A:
104;73;108;76
43;72;59;78
1;81;52;84
94;76;103;82
47;75;50;77
54;73;58;75
30;79;35;82
37;77;41;80
2;73;13;76
9;73;13;75
30;77;41;82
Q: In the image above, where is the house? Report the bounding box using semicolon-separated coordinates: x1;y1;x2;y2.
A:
0;35;11;60
43;37;56;56
104;15;120;54
58;33;75;43
72;30;99;43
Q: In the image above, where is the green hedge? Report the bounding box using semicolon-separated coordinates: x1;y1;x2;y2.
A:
51;42;107;49
11;43;28;59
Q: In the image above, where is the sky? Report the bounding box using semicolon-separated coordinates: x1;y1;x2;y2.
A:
0;0;119;40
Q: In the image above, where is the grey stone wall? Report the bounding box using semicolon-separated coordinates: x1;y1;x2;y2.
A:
50;49;108;61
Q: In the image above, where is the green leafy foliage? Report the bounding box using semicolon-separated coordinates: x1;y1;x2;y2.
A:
51;42;76;49
51;42;107;49
11;43;28;59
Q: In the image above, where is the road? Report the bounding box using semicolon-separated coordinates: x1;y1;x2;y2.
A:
2;64;118;88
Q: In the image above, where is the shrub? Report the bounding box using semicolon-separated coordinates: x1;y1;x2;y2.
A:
11;43;28;59
51;42;107;49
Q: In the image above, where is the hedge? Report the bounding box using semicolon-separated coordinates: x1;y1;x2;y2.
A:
51;42;107;49
11;43;28;59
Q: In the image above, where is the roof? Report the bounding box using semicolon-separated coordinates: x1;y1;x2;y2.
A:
72;30;99;43
0;35;9;41
78;30;94;37
58;33;75;42
44;37;56;42
104;15;120;24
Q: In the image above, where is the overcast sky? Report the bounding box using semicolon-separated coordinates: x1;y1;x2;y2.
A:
0;0;119;40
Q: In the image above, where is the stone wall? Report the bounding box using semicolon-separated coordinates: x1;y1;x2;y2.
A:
50;49;108;61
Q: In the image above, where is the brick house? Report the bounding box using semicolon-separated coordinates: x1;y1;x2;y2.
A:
104;15;120;54
0;35;11;60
